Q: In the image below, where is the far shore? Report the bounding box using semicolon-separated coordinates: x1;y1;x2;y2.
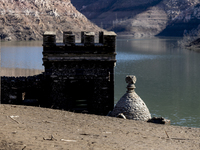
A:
185;46;200;52
0;67;44;77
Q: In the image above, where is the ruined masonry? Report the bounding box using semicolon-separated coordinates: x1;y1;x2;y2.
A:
43;31;117;115
111;75;151;121
1;31;116;116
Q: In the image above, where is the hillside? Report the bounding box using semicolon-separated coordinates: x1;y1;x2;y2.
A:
71;0;200;37
158;3;200;36
0;0;102;41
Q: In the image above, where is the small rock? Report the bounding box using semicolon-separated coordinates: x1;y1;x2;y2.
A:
5;36;12;41
117;113;126;119
147;117;171;125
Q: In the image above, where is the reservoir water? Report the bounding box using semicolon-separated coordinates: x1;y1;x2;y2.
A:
1;37;200;128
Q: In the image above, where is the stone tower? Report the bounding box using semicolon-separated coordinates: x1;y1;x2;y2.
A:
42;31;116;115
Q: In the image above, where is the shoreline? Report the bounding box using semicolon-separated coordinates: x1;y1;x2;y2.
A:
185;46;200;52
0;67;44;77
0;104;199;149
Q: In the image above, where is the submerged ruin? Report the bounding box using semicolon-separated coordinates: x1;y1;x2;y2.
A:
1;31;117;115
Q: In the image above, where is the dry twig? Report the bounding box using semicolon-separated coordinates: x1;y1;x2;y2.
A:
61;139;77;142
9;116;19;124
165;131;170;138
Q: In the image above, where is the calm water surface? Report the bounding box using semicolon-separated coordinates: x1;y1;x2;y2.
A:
116;37;200;128
1;41;43;70
1;37;200;128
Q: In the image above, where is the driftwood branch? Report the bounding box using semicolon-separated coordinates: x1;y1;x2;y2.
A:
164;131;198;140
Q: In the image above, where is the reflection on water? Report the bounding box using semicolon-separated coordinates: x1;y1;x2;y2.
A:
1;38;200;128
115;37;200;128
1;41;43;47
117;53;161;61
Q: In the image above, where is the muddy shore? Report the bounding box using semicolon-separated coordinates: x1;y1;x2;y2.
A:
0;104;199;150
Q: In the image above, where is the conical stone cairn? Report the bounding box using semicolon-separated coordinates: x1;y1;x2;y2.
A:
111;75;151;121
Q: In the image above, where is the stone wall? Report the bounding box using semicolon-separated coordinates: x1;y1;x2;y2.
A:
1;74;46;106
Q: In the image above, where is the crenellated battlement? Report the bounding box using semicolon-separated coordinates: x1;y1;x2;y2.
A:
43;31;116;54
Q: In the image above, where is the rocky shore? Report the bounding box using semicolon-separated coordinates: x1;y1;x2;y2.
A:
0;104;199;149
